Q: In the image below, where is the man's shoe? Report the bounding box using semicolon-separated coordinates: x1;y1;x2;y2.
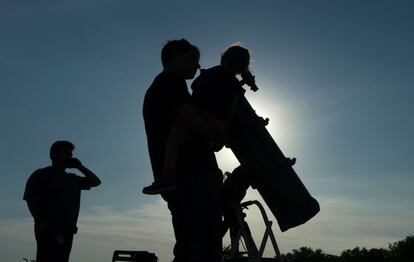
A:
142;180;177;195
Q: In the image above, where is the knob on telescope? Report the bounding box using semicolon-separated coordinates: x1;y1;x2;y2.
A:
240;70;258;92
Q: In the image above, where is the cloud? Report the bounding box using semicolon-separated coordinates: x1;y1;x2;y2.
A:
0;200;175;262
0;217;36;261
0;217;34;241
72;200;175;262
1;188;413;261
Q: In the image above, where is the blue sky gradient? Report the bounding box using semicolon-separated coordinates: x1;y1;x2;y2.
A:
1;1;413;261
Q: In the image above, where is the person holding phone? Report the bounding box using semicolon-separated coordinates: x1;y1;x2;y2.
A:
23;140;101;262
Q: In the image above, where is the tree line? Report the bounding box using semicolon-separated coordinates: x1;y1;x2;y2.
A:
280;235;413;262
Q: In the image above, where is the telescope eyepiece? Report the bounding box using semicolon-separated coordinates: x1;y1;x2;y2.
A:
240;70;258;92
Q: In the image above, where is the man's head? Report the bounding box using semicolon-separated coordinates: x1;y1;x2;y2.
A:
161;39;200;79
221;45;250;75
50;140;75;168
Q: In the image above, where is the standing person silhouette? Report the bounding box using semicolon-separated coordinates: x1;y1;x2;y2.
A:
142;39;223;262
23;140;101;262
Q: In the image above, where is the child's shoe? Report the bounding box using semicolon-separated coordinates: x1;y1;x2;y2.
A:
142;180;177;195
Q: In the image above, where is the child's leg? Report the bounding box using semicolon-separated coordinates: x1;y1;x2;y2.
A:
163;124;187;179
142;125;187;195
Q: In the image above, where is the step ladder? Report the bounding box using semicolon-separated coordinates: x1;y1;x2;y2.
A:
224;200;282;262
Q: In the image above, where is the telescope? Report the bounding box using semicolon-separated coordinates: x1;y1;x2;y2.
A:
206;69;320;233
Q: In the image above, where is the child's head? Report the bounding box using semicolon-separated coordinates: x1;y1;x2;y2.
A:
220;44;250;74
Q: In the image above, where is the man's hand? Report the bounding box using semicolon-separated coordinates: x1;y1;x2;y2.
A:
77;162;102;187
68;158;83;169
67;157;101;187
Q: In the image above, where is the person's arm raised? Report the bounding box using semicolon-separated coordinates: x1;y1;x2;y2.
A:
69;158;102;187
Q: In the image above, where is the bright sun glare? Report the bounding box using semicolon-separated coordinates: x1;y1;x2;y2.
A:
245;86;293;147
215;82;295;173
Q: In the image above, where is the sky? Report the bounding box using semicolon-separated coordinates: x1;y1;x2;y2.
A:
1;0;413;261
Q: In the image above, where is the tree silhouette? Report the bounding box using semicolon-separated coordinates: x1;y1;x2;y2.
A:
388;234;414;262
274;234;413;262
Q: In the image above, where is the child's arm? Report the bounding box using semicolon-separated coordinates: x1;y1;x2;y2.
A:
196;93;242;152
177;104;221;140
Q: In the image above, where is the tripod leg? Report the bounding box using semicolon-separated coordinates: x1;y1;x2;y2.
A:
267;223;282;261
236;209;259;257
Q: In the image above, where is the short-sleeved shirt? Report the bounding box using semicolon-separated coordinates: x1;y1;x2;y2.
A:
23;166;91;234
191;65;245;121
143;71;218;181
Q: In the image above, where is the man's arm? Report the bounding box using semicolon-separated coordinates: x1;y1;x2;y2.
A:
177;104;223;141
69;158;102;187
25;199;56;234
26;199;42;223
24;173;54;233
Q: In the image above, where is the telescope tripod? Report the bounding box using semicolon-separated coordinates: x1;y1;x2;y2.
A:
223;200;282;262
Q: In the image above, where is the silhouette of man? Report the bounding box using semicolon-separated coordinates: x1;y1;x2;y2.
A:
143;39;223;262
23;140;101;262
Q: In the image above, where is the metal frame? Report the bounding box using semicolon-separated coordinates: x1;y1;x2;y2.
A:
226;200;282;262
